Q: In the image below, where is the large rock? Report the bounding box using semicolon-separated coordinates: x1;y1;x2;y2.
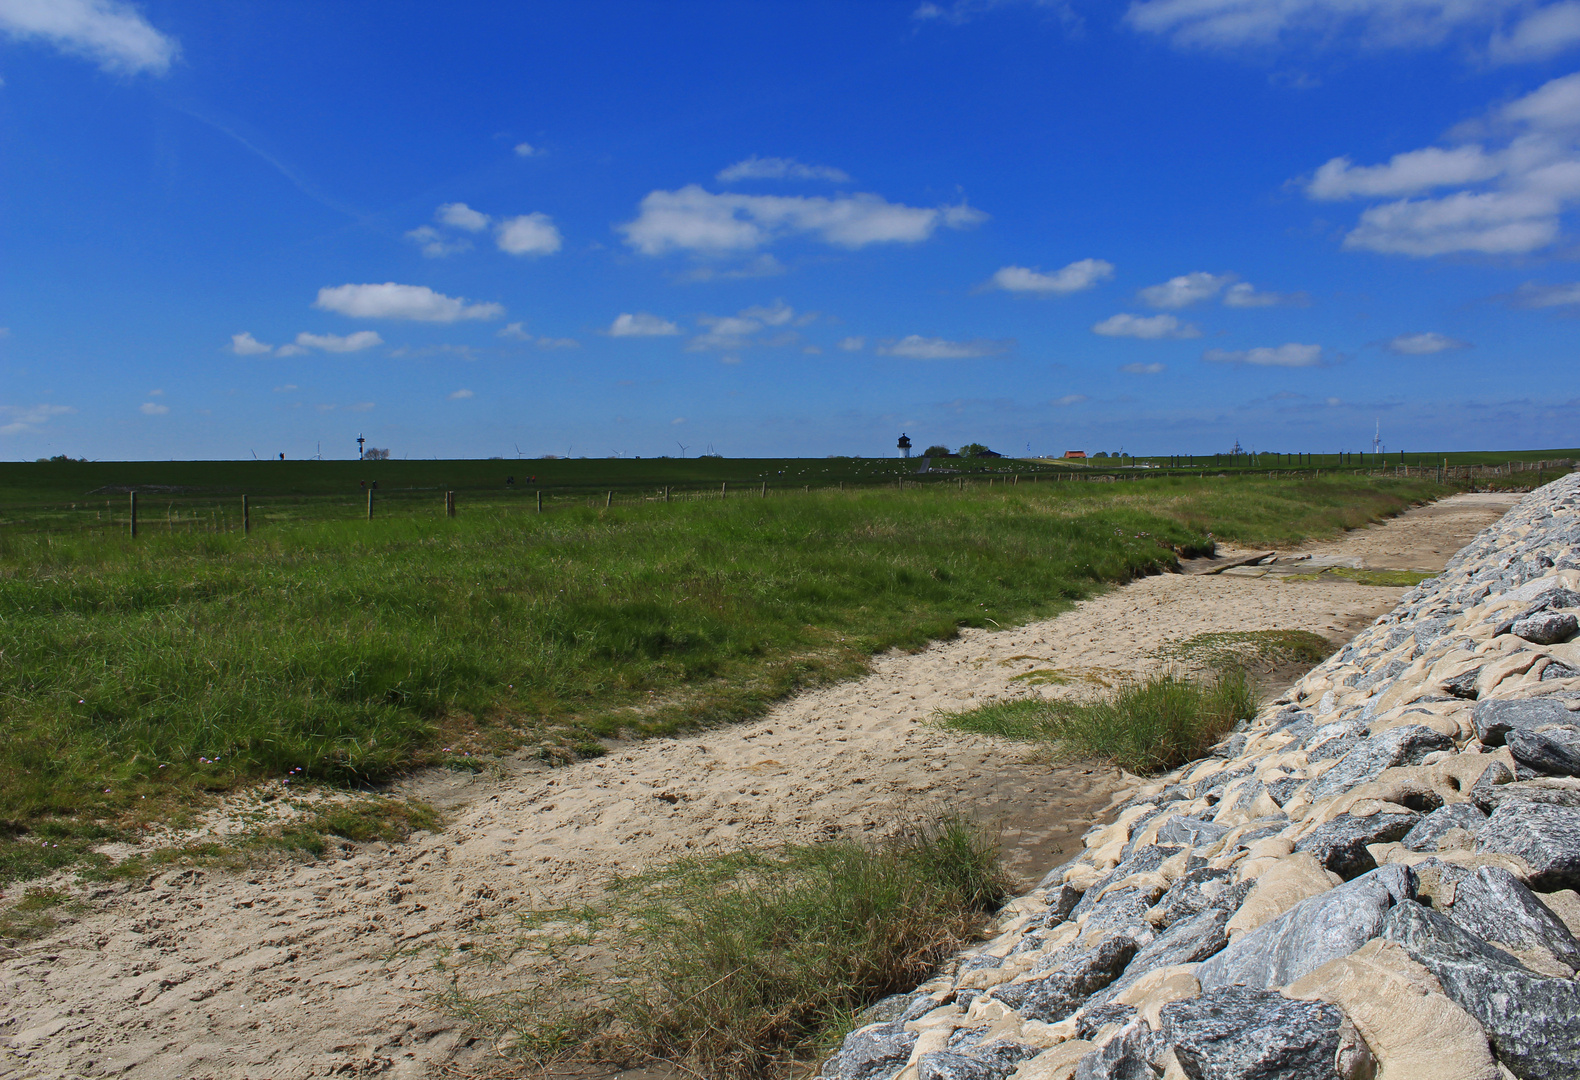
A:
1448;865;1580;971
1507;726;1580;777
1197;865;1415;990
824;1021;917;1080
1472;698;1574;747
1158;986;1346;1080
1088;908;1229;1010
1382;900;1580;1080
1475;802;1580;890
918;1040;1041;1080
1304;725;1455;803
1157;816;1231;848
1476;776;1580;810
1294;810;1422;879
1511;612;1578;645
990;932;1140;1023
1150;867;1251;930
1401;802;1489;852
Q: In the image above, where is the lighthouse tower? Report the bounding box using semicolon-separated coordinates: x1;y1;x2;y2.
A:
897;434;912;459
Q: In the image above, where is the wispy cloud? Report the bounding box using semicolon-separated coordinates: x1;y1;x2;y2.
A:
1385;332;1470;354
717;156;851;183
1120;362;1166;373
608;312;681;337
230;331;273;356
1138;271;1234;309
315;283;503;322
281;330;383;355
1203;343;1325;367
1092;313;1201;339
139;401;169;415
877;335;1014;359
0;0;180;76
619;185;986;255
448;389;475;400
985;259;1114;294
0;403;75;436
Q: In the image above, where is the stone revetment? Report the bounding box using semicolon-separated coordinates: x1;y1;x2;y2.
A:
819;473;1580;1080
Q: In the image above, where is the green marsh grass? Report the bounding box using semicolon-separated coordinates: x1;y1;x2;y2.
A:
438;815;1009;1078
0;474;1444;878
942;667;1258;774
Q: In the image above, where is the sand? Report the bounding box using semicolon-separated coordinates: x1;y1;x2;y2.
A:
0;492;1518;1080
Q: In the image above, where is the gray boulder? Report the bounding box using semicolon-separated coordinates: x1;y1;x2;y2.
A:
1469;760;1517;811
1511;612;1578;645
1444;668;1482;699
1088;908;1229;1010
1448;865;1580;971
1507;725;1580;777
1196;864;1415;990
1476;776;1580;810
1382;900;1580;1080
990;932;1139;1023
1400;802;1488;852
1158;986;1345;1080
1151;866;1253;930
1472;697;1574;747
826;1021;917;1080
1264;775;1306;806
918;1040;1040;1080
1157;816;1231;848
1071;1024;1163;1080
1293;810;1421;879
1068;846;1178;922
1304;724;1454;804
1543;662;1580;681
1475;801;1580;891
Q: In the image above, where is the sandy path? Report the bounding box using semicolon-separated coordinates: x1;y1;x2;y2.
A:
0;493;1518;1080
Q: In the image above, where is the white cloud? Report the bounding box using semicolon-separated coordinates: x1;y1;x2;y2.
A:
514;142;536;157
0;402;75;435
1386;331;1471;354
1303;72;1580;257
437;202;491;232
287;330;384;354
674;254;787;282
740;299;795;326
315;283;504;322
1491;1;1580;61
608;312;681;337
1053;394;1089;406
877;335;1014;359
987;258;1114;294
618;185;986;255
1511;280;1580;306
230;331;273;356
838;336;866;351
1138;271;1233;309
497;321;532;340
1092;313;1202;339
687;302;807;351
1120;362;1166;373
348;402;375;412
405;225;472;258
803;345;824;354
495;212;562;256
717;156;852;183
1326;396;1343;405
448;389;475;400
1222;282;1306;307
1307;146;1501;200
0;0;179;75
1124;0;1528;53
139;401;169;415
147;388;163;396
536;336;580;349
1203;343;1324;367
672;417;686;425
273;384;297;392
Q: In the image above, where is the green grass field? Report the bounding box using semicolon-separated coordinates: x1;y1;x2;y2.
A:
0;465;1473;881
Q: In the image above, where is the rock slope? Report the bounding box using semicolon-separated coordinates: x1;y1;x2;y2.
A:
820;474;1580;1080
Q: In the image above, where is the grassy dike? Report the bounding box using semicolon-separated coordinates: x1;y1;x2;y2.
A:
0;474;1447;880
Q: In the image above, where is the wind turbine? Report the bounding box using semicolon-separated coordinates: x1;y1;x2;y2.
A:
676;441;690;458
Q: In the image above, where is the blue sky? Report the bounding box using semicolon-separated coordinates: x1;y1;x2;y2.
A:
2;0;1579;461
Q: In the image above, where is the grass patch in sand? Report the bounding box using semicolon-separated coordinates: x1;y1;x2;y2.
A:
0;887;83;943
1283;567;1435;587
941;668;1257;774
1156;629;1334;671
436;815;1008;1079
0;473;1444;879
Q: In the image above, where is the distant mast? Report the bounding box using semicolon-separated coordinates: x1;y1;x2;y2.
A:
897;433;912;459
1373;419;1383;456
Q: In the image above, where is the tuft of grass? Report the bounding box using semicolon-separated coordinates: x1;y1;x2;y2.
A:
941;668;1257;774
438;815;1009;1079
0;887;81;942
1282;567;1435;587
1156;629;1333;672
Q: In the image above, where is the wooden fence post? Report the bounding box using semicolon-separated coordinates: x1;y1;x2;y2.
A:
606;491;613;508
665;486;671;503
129;491;138;538
761;481;767;498
242;494;250;535
537;489;543;513
367;489;374;520
721;482;727;499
